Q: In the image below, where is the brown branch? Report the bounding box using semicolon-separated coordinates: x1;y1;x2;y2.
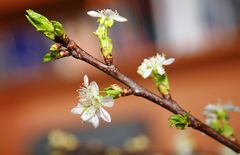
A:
57;35;240;153
121;88;134;97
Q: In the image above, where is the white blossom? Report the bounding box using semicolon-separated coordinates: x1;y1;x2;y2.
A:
223;104;240;112
203;103;240;125
137;53;175;78
71;75;114;128
87;9;127;22
204;104;240;114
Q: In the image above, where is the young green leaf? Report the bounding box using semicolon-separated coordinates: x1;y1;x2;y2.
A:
169;113;189;130
210;119;222;133
104;84;123;99
222;123;234;138
26;9;55;40
216;109;228;121
52;20;65;37
204;104;236;138
43;51;60;63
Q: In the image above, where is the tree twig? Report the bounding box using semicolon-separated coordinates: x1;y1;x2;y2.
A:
57;35;240;153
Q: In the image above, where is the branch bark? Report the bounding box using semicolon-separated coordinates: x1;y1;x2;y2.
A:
57;35;240;153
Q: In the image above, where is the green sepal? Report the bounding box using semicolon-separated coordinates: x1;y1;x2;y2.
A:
152;71;170;95
99;17;106;25
169;113;189;130
100;37;112;57
105;19;114;27
51;20;65;37
104;84;123;99
210;119;222;133
97;16;114;27
95;24;113;58
25;9;55;40
43;51;60;63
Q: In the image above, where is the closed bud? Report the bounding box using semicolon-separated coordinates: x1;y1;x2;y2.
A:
50;44;60;52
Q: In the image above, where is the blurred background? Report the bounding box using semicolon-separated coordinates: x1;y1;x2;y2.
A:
0;0;240;155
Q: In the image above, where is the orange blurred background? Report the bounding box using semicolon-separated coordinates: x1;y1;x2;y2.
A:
0;0;240;155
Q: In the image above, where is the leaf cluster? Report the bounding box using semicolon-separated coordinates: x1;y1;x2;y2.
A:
26;9;64;40
169;113;189;130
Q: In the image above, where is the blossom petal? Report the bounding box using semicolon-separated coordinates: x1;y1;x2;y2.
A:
71;104;84;115
223;104;235;111
113;15;127;22
90;81;99;96
83;75;89;87
137;61;153;79
99;107;111;122
157;66;165;75
87;11;101;18
142;68;152;78
162;58;175;65
101;96;114;107
81;106;96;121
88;115;99;128
205;104;218;112
155;54;165;63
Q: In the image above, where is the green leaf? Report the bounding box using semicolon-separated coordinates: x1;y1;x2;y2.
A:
26;9;53;31
26;9;55;40
43;53;53;63
210;119;222;133
51;20;65;37
216;109;228;121
104;84;123;99
169;113;189;130
43;51;60;63
209;119;234;138
42;32;55;40
222;123;234;138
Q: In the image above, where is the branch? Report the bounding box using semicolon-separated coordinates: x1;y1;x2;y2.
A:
55;35;240;153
